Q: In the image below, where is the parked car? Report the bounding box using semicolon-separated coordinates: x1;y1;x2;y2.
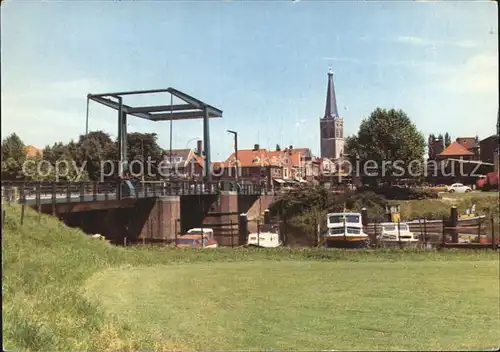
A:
446;183;472;193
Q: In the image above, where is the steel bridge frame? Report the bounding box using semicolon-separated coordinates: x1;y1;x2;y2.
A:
86;88;223;199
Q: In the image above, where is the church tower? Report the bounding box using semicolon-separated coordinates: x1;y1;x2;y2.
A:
320;69;344;160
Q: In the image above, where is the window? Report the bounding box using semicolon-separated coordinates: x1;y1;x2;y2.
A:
175;239;197;245
346;227;361;234
329;228;344;235
329;215;360;223
283;168;289;179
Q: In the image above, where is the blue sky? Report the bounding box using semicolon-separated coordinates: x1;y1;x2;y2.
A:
1;0;498;161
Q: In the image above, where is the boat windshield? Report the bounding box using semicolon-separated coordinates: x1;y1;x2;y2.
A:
383;224;408;232
346;226;361;234
329;227;345;235
176;239;198;245
329;215;360;224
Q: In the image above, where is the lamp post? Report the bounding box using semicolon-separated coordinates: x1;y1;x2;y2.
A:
185;137;200;150
186;137;200;180
141;138;145;182
226;130;238;181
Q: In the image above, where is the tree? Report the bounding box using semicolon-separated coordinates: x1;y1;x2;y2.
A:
1;133;26;180
427;134;436;160
345;108;426;185
42;142;72;165
444;132;451;148
76;131;116;181
127;133;163;180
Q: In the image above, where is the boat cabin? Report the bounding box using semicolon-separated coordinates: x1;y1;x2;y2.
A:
186;228;214;240
176;234;218;248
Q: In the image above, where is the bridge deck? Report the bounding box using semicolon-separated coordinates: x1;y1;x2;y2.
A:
1;181;266;205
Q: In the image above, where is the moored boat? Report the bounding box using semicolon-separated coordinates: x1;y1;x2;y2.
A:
377;222;419;247
247;231;282;248
324;212;370;248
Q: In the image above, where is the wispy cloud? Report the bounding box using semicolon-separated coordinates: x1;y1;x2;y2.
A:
322;57;362;64
396;35;477;48
1;78;116;146
322;56;434;69
359;35;478;48
432;53;498;94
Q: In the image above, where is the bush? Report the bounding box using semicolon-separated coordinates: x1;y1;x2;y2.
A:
358;186;438;200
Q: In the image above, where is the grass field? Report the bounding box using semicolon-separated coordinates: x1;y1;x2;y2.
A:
3;202;500;351
397;191;498;226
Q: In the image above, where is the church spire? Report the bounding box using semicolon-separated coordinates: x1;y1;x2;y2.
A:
324;68;339;119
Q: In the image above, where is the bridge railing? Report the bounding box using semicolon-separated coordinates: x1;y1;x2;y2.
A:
1;181;119;203
1;180;224;203
1;179;285;203
133;181;220;197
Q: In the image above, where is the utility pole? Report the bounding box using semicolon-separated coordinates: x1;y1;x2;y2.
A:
227;130;238;181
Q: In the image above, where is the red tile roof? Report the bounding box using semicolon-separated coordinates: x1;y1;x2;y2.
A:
24;145;42;158
438;141;474;156
222;148;311;168
456;137;477;151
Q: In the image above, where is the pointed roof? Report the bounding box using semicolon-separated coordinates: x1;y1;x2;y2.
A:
324;69;339;119
438;141;474;157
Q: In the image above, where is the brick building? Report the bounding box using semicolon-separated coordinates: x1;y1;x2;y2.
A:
479;135;499;164
160;143;204;180
213;144;321;189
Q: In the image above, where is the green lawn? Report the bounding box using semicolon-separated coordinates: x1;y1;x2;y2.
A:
438;191;499;200
3;202;500;351
84;261;499;351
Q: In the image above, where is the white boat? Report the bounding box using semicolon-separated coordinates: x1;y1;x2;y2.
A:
324;212;370;248
377;222;419;247
247;231;282;248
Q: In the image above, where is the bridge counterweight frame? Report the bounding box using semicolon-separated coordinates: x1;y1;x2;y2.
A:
86;88;223;198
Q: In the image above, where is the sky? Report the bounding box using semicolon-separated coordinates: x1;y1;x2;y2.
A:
1;0;498;161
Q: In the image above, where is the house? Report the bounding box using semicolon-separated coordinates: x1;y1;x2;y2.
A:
455;136;479;159
24;145;42;158
429;141;489;185
479;134;499;164
213;145;281;188
160;142;204;180
214;144;320;188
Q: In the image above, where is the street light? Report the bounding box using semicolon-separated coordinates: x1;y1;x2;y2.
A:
186;137;200;150
185;137;200;181
226;130;238;181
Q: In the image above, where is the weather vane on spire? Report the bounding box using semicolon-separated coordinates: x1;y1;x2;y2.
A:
328;67;333;74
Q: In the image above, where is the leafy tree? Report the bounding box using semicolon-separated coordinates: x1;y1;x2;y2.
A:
427;134;435;160
1;133;26;180
42;142;71;165
76;131;116;181
127;132;163;180
345;108;425;186
22;154;54;181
